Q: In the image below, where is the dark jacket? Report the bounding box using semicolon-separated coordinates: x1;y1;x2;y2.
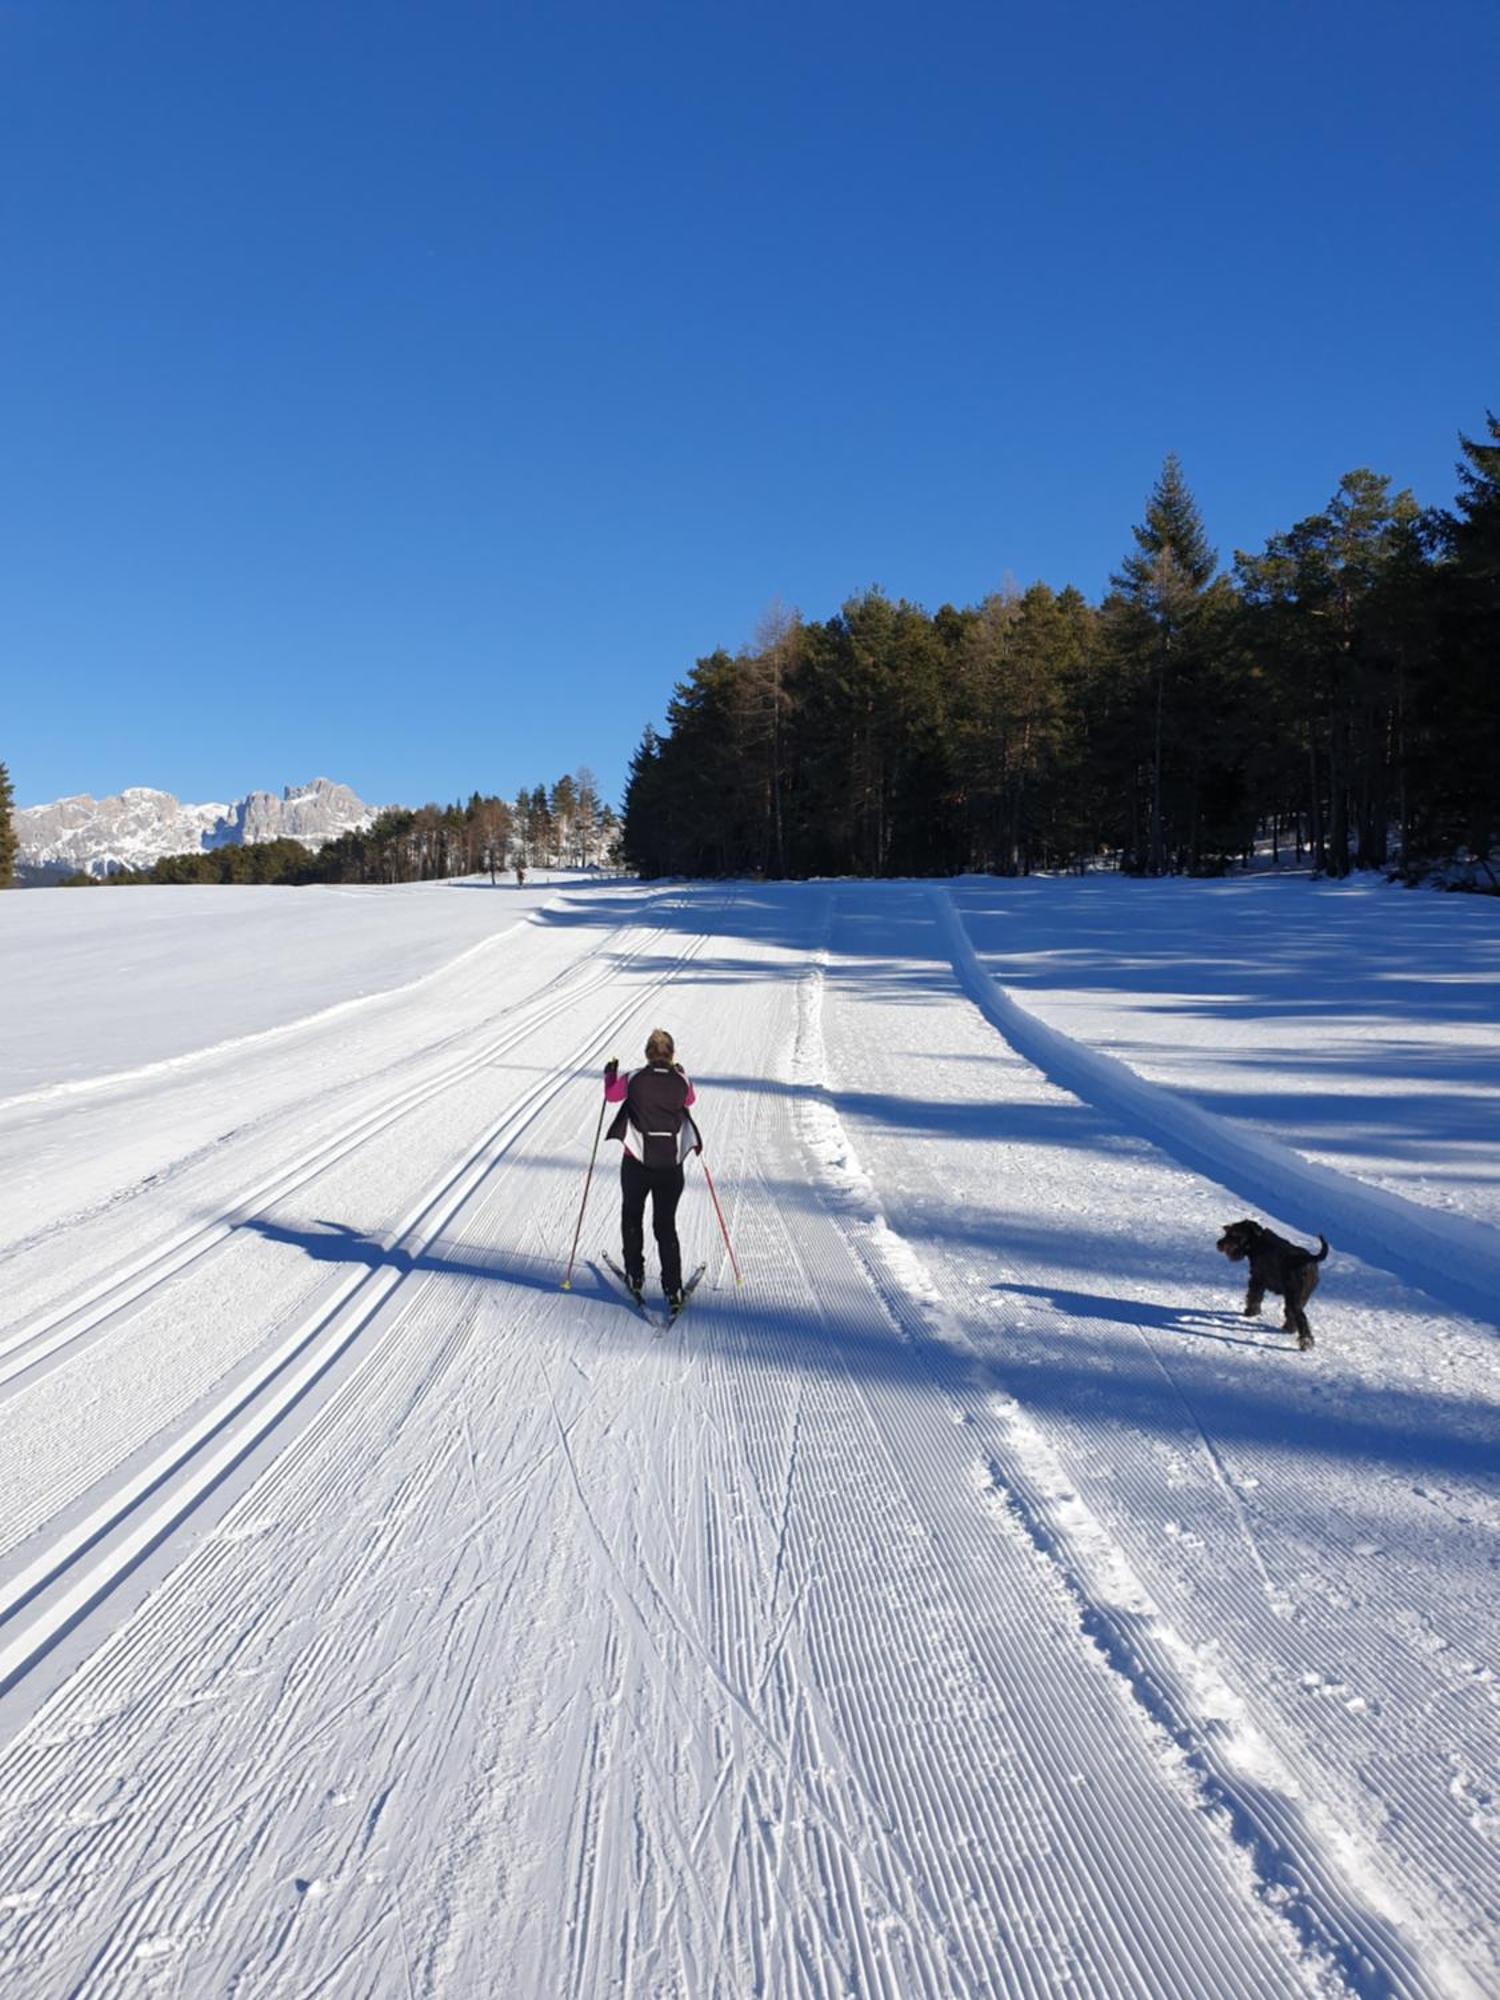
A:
606;1064;701;1168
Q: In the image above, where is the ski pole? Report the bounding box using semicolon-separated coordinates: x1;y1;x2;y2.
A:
698;1152;743;1287
561;1088;609;1290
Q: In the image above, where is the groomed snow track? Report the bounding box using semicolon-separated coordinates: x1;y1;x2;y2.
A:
0;879;1494;1998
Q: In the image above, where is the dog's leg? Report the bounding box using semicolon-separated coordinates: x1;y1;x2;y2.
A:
1244;1279;1264;1318
1287;1270;1315;1348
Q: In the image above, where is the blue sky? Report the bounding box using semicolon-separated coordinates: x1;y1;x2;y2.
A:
3;0;1495;812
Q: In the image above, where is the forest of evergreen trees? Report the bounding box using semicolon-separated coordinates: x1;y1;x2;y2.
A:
5;417;1494;898
623;414;1500;886
60;773;618;887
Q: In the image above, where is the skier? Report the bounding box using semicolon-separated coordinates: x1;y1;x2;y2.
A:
604;1029;701;1314
515;859;526;887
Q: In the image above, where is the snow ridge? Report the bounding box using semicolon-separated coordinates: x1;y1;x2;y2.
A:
935;890;1500;1333
791;952;1469;2000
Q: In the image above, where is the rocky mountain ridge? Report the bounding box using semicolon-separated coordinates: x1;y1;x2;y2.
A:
16;778;378;884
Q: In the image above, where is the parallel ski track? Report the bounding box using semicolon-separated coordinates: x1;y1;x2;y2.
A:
0;1242;570;1992
0;905;722;1702
0;902;681;1401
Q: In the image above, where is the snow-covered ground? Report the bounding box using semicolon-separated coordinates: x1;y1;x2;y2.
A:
0;875;579;1099
0;876;1495;1997
950;876;1500;1230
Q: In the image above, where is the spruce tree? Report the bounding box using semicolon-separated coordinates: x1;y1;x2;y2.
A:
1418;414;1500;871
1109;455;1217;873
622;727;664;875
1450;410;1500;572
0;762;17;888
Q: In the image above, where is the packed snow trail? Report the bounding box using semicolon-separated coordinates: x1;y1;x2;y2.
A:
0;879;1494;1996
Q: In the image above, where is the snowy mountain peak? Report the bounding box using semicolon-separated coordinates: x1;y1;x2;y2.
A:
15;779;378;884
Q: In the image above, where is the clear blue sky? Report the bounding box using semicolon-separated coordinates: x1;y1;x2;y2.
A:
3;0;1495;812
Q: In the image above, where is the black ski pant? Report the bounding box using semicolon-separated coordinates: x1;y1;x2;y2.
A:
620;1154;684;1295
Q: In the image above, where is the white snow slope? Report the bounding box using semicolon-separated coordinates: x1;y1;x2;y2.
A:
0;876;1495;1999
0;877;567;1100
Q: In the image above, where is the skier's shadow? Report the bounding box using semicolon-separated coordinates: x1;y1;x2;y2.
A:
239;1216;601;1301
994;1281;1292;1352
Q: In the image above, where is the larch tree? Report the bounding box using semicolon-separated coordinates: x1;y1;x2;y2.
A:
572;768;604;867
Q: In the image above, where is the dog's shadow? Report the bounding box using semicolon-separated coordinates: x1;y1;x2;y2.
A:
994;1282;1295;1352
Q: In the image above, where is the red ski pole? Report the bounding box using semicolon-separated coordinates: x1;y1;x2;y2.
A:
561;1090;609;1290
698;1152;743;1288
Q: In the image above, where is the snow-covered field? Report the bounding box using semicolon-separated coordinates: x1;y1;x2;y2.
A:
0;875;1495;1998
0;878;565;1098
951;876;1500;1232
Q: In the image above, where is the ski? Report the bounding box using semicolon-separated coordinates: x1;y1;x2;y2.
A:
601;1255;661;1328
600;1256;708;1331
667;1263;708;1325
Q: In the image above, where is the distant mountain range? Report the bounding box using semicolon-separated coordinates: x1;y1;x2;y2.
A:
15;778;379;885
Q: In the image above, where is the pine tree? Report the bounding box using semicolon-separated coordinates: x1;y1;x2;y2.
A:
0;762;18;888
1236;471;1419;875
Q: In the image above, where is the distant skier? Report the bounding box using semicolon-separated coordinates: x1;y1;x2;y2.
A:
604;1029;701;1312
515;860;526;886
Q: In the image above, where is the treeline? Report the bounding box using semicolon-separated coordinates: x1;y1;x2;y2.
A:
68;773;621;887
624;414;1499;884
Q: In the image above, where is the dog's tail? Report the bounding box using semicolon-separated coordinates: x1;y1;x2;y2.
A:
1313;1235;1329;1262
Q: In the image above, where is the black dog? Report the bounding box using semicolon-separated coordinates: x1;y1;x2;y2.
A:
1216;1220;1329;1350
